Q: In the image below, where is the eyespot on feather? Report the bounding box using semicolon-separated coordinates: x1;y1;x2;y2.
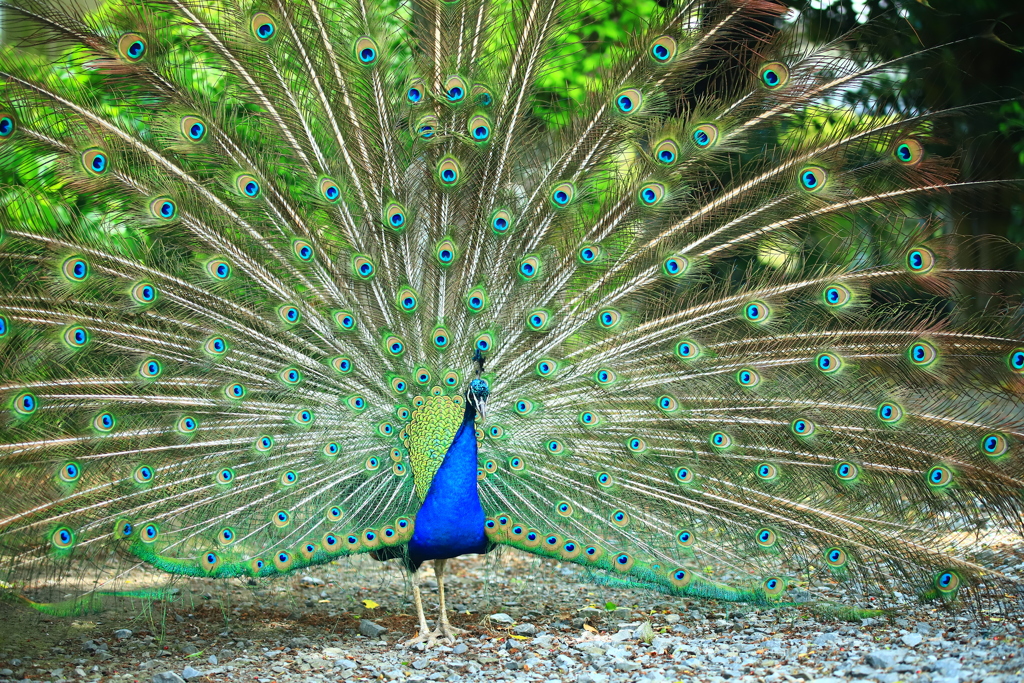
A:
638;181;665;206
755;528;777;548
799;166;827;192
525;309;551;331
790;418;815;437
662;255;689;277
835;461;859;481
81;148;109;176
206;259;231;280
691;124;719;148
117;33;147;62
138;358;162;379
63;325;90;349
649;35;677;63
980;433;1009;457
894;138;924;165
761;577;786;597
319;178;340;202
444;75;467;102
550;182;575;207
353;255;375;280
653;138;679;165
334;310;356;331
250;13;276;42
935;571;960;593
62;256;89;282
823;547;848;568
405;77;425;105
926;465;953;488
437;157;461;186
224;383;246;399
0;113;16;140
759;62;789;89
743;301;770;323
235;174;261;198
180;116;207;142
518;255;541;280
535;359;558;377
468;114;491;142
131;281;158;305
472;83;494;106
907;340;938;367
396;287;419;313
93;412;115;432
736;368;761;387
384;201;407;230
149;197;177;220
877;401;903;423
384;335;405;356
1008;348;1024;373
676;529;696;547
905;247;936;273
615;88;642;114
203;336;228;356
675;339;700;360
490;209;512;233
708;431;731;449
822;284;852;307
435;238;457;267
353;36;379;65
815;352;842;374
414;114;438;139
277;304;301;325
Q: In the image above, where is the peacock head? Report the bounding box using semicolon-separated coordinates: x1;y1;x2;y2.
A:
466;378;489;420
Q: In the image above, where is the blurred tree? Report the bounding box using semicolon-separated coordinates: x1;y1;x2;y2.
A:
790;0;1024;296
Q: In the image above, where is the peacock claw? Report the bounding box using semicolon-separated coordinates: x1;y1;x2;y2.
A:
440;622;467;639
404;628;454;648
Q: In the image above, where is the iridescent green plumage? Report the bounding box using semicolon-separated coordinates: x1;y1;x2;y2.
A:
406;391;464;500
0;0;1022;637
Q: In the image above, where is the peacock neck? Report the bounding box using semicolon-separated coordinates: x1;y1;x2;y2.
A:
407;404;488;567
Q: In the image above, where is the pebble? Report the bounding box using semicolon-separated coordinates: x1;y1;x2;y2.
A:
358;619;388;638
512;623;537;636
152;673;185;683
489;613;515;624
113;629;132;640
181;665;203;679
901;632;924;647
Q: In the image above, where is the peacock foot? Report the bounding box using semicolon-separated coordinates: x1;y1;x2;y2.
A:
439;620;467;639
404;628;453;648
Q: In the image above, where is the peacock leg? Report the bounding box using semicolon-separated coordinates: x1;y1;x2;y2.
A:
404;567;435;646
433;559;467;640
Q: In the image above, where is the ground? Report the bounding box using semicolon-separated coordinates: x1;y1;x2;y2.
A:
0;550;1022;683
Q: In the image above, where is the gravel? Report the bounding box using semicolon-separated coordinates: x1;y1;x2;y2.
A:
0;549;1022;683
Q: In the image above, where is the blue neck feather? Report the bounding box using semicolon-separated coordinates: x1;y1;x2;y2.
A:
408;404;488;567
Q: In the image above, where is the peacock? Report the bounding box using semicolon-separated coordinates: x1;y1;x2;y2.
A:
1;0;1023;648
